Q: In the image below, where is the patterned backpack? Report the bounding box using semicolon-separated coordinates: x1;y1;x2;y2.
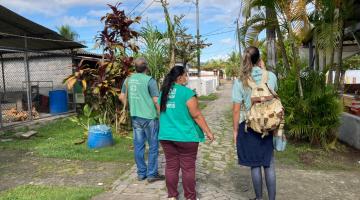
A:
245;69;285;137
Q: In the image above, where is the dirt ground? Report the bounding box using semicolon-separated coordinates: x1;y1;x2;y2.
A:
0;149;129;192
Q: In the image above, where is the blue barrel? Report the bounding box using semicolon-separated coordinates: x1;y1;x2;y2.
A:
49;90;68;114
87;125;114;149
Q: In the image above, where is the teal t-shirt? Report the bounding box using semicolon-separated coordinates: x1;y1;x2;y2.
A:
158;84;205;142
232;67;278;124
126;73;158;119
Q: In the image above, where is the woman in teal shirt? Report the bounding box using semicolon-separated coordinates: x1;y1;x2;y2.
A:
159;66;214;200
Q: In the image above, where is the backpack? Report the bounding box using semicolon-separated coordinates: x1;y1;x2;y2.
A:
245;69;285;137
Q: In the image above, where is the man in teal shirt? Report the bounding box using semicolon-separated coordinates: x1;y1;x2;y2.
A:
119;58;164;183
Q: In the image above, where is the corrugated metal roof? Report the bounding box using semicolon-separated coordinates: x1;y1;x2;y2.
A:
0;5;85;52
1;49;102;60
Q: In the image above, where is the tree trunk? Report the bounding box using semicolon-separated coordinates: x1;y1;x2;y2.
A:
183;60;187;68
327;48;335;85
293;41;304;98
266;7;276;71
287;22;303;98
308;40;314;70
315;42;320;71
334;17;344;91
275;23;290;70
322;49;326;72
160;0;176;69
314;1;320;71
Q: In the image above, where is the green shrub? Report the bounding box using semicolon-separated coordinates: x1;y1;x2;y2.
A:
278;69;342;148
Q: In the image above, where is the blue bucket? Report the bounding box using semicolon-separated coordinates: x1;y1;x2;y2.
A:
87;125;114;149
49;90;68;114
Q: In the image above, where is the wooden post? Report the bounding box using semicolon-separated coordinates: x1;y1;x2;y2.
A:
24;35;32;120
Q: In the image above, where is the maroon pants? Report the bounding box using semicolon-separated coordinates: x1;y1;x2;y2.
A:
160;140;199;200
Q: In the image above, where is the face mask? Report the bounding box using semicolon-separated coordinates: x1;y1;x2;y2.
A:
182;74;189;85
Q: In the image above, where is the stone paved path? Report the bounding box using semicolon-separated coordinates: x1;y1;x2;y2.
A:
93;82;360;200
92;82;247;200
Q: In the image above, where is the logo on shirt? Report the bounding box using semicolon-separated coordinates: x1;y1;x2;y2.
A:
169;88;177;99
166;102;176;109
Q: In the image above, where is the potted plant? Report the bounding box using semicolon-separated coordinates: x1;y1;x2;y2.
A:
69;104;114;148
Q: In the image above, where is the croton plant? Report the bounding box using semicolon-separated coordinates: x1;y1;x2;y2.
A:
64;2;140;131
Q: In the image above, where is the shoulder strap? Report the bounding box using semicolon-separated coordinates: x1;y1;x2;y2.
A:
261;69;269;85
247;69;269;88
247;76;257;89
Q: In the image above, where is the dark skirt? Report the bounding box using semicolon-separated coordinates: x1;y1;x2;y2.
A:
236;122;274;167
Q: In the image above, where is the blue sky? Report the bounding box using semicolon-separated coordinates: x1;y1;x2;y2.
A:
0;0;256;62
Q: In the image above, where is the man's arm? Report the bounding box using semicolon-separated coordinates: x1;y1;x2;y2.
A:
119;79;127;105
148;79;160;112
233;103;241;145
119;93;126;105
152;97;160;112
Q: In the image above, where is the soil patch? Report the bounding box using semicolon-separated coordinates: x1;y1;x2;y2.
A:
0;149;131;192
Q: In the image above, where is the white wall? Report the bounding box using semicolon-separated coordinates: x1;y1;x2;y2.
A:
187;74;219;96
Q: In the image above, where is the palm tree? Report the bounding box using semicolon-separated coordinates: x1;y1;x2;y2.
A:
333;0;355;90
139;23;168;83
241;0;310;98
160;0;176;69
313;0;355;89
310;0;340;83
57;25;79;41
225;51;241;78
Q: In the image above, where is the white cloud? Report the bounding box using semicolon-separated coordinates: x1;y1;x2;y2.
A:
87;9;109;17
1;0;241;25
220;38;233;45
0;0;119;16
203;53;230;62
60;16;101;27
135;0;241;24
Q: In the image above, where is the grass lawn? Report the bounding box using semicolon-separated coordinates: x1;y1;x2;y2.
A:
0;185;103;200
0;118;134;163
276;141;360;171
198;93;218;110
199;102;207;110
224;108;360;171
198;93;218;101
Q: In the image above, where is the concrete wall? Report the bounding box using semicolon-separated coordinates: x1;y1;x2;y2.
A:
187;76;219;96
300;45;360;71
1;57;72;96
338;112;360;150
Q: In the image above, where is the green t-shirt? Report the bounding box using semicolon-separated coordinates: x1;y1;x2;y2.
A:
127;73;158;119
158;84;205;142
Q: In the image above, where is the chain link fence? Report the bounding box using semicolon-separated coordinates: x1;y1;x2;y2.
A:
0;51;76;128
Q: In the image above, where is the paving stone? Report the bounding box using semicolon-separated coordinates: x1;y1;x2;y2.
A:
92;83;248;200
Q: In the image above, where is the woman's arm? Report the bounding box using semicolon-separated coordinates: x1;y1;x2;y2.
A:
233;103;241;145
186;97;214;141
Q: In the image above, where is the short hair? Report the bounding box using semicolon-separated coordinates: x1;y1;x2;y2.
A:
134;57;148;73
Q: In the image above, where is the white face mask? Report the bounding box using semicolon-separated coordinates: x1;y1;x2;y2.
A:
180;74;189;85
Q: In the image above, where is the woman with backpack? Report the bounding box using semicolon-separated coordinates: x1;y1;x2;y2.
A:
159;65;215;200
232;46;279;200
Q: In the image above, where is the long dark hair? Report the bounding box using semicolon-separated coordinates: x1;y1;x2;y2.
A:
160;65;186;112
239;46;260;88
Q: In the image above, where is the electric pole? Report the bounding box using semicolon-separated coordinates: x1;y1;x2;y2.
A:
195;0;200;77
236;19;242;67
